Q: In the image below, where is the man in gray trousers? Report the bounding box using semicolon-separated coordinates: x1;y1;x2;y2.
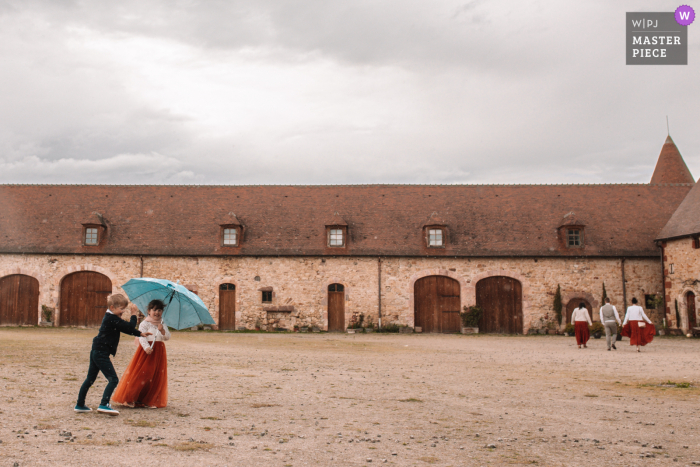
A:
599;297;622;350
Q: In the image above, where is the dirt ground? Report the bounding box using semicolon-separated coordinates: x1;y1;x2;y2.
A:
1;328;699;467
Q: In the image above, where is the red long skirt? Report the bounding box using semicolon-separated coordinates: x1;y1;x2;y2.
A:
621;320;655;346
113;342;168;408
574;322;590;345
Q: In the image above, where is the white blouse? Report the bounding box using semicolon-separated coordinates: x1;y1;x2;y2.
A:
571;307;592;325
623;305;652;325
138;320;171;351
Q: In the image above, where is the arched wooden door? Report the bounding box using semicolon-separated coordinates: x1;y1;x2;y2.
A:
328;284;345;332
687;292;696;329
566;298;592;324
60;272;112;327
414;276;461;333
0;275;40;326
219;283;236;330
476;276;523;334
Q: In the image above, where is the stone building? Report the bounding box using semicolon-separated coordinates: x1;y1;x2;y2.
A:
656;138;700;333
0;136;696;334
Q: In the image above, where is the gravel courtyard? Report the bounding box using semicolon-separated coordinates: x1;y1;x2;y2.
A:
1;328;699;466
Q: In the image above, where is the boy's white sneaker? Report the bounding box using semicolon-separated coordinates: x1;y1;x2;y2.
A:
97;404;119;416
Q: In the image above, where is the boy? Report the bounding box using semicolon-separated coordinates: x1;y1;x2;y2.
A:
74;293;151;416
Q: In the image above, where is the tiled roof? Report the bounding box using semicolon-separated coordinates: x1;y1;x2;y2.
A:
0;184;691;257
650;136;695;184
657;179;700;240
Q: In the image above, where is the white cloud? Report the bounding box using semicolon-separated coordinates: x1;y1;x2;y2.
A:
0;0;698;185
0;153;200;184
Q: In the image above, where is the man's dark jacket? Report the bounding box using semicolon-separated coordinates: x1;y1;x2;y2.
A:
91;312;143;356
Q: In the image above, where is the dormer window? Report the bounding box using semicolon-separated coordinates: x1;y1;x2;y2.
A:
220;225;241;247
85;227;99;245
567;228;583;247
223;228;238;246
329;228;344;247
428;228;444;247
324;212;348;249
82;223;104;246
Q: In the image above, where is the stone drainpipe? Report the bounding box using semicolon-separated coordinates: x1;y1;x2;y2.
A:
378;257;382;329
659;242;667;326
621;258;627;312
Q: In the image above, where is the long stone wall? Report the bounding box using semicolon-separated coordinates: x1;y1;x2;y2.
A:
0;254;663;332
663;238;700;331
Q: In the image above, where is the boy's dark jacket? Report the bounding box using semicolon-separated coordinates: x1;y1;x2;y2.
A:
92;312;143;356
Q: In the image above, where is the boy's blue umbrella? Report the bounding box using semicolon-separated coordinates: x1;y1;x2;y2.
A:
121;278;216;330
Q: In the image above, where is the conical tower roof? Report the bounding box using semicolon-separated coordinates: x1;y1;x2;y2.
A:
650;135;694;184
657;178;700;240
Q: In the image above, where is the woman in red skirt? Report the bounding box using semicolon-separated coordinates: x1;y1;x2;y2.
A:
113;299;170;408
621;297;655;352
571;302;592;349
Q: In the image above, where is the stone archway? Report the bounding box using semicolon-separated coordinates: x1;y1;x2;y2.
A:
476;276;523;334
323;278;350;331
0;274;40;326
54;264;118;327
565;298;593;325
677;286;700;331
408;269;466;328
414;275;461;333
0;267;44;325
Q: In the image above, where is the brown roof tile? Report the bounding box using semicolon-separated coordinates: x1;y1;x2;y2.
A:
0;184;691;257
657;179;700;240
650;136;694;184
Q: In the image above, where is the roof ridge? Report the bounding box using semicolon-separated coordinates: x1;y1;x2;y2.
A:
0;182;669;187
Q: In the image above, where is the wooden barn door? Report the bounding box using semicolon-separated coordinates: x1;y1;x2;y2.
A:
219;284;236;330
0;275;39;326
60;272;112;327
327;284;345;332
687;292;696;329
566;298;592;324
476;276;523;334
414;276;461;333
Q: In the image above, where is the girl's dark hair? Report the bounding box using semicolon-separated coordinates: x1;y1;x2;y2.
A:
631;297;638;304
148;299;165;311
579;302;586;309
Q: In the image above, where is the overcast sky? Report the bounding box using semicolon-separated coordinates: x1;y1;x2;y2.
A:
0;0;698;185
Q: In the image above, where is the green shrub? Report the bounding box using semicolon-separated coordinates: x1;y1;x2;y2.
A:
553;285;562;324
589;322;605;335
376;322;401;333
564;323;575;335
460;306;482;328
41;305;54;323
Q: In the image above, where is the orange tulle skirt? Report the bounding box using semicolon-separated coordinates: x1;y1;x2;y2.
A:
621;320;656;346
113;341;168;408
574;322;590;345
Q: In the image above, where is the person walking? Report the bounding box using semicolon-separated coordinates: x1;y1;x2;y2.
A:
572;302;592;349
599;297;621;351
622;297;655;352
113;299;170;408
74;294;151;416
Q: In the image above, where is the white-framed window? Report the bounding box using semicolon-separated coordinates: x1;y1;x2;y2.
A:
428;228;443;247
329;228;344;247
223;228;238;246
84;228;99;245
567;229;583;247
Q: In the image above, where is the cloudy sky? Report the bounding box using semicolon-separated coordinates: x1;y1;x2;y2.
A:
0;0;698;185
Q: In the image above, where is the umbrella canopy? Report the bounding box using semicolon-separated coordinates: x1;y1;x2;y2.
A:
121;278;216;330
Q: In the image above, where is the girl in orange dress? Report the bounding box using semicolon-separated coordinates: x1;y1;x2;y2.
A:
112;299;170;408
621;297;655;352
